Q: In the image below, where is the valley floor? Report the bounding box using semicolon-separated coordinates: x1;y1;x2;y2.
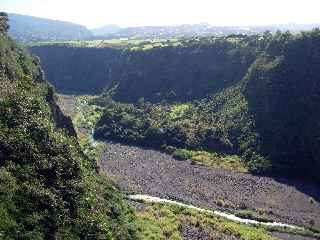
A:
100;142;320;231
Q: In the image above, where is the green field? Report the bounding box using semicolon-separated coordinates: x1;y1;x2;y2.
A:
30;37;183;50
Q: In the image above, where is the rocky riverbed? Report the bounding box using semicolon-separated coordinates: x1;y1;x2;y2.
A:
56;94;320;239
100;142;320;231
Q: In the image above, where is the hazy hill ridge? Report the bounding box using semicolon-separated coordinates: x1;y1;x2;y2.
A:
91;23;320;39
8;13;92;43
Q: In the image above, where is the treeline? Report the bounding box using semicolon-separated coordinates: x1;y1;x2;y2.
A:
94;30;320;180
0;14;137;239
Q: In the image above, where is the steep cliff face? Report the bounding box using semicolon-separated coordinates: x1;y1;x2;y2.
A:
30;40;257;101
46;85;77;136
104;42;257;102
30;45;122;94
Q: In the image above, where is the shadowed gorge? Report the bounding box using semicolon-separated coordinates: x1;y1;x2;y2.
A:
30;32;320;181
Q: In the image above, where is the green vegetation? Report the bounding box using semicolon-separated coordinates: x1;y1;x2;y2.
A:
73;96;103;135
135;202;278;240
234;210;271;223
168;104;190;121
30;37;183;49
172;149;248;172
0;19;137;239
71;96;108;163
134;201;320;239
94;89;268;172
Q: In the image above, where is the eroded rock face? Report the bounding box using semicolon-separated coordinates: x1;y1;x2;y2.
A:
30;45;121;94
32;56;46;83
46;86;77;137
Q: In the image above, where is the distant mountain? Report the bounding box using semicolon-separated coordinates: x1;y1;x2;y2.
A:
91;24;122;36
8;13;92;43
111;23;217;38
249;23;320;33
91;22;320;39
7;13;320;43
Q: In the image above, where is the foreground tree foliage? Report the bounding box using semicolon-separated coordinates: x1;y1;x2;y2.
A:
95;30;320;180
0;19;137;239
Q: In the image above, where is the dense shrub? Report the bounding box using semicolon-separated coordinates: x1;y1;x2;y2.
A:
0;27;137;239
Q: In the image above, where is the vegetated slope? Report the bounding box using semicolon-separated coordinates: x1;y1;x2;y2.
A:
0;15;137;239
244;30;320;179
30;45;122;94
8;13;92;43
94;31;320;180
94;83;269;173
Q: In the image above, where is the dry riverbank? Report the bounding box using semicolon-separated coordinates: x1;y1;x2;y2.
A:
101;142;320;231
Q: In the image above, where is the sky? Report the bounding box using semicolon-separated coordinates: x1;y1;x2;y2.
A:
1;0;320;28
